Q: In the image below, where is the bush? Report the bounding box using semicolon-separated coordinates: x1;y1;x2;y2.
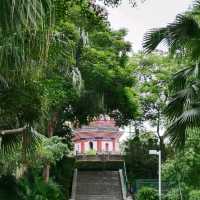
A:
136;187;159;200
19;176;64;200
0;175;21;200
51;156;75;200
164;188;182;200
189;190;200;200
85;149;97;155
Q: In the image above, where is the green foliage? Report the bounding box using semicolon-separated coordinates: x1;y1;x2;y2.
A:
162;130;200;199
0;135;69;176
0;147;22;176
75;27;139;125
98;0;147;7
0;82;43;127
85;149;97;155
189;190;200;200
0;0;140;147
124;133;159;181
0;175;21;200
164;188;183;200
164;63;200;148
37;136;69;165
0;172;65;200
52;157;75;200
143;5;200;60
143;1;200;147
19;176;64;200
39;78;77;115
136;187;158;200
130;52;179;130
0;0;145;198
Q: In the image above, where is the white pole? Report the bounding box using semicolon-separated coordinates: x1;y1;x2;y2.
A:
158;150;161;200
149;150;162;200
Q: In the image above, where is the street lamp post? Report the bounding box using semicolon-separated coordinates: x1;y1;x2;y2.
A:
149;150;161;200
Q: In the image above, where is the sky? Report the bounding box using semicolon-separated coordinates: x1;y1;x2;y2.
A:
106;0;193;52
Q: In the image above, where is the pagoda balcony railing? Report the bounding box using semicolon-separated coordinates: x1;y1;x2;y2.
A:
75;151;124;161
75;150;122;155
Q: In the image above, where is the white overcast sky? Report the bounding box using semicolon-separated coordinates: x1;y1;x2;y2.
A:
105;0;193;52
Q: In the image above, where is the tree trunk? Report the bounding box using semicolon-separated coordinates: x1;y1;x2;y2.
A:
43;164;50;183
0;126;27;135
43;112;58;182
43;120;53;183
134;121;140;136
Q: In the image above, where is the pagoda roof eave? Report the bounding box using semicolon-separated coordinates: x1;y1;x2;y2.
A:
72;132;123;141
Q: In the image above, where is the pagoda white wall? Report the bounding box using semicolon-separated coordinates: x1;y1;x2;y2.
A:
115;140;120;152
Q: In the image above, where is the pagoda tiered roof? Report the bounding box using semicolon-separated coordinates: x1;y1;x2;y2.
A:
73;119;123;141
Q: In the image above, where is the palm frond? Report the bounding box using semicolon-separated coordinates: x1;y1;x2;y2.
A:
165;93;185;120
143;27;168;53
0;0;52;33
170;66;193;92
0;127;43;159
0;74;9;90
192;0;200;13
168;14;200;57
166;107;200;148
165;83;200;118
143;13;200;58
0;0;54;84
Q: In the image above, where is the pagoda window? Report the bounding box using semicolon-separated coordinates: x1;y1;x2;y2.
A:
89;141;93;150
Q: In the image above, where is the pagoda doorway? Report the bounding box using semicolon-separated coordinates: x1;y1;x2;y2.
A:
89;141;93;150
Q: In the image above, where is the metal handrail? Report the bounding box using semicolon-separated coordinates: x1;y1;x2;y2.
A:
70;168;78;200
119;169;127;200
123;161;129;191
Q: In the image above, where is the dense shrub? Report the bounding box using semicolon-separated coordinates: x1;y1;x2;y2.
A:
124;134;159;182
189;190;200;200
163;188;182;200
85;149;97;155
136;187;159;200
19;174;64;200
52;156;75;200
0;173;65;200
0;175;21;200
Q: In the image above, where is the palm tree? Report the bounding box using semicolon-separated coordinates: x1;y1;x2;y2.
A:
164;64;200;147
0;0;52;155
143;1;200;148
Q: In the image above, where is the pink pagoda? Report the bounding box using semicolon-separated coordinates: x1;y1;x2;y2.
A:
73;118;122;154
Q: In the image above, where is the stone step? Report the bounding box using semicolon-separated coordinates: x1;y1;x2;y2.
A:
76;171;123;200
76;194;122;200
77;179;120;184
77;184;121;194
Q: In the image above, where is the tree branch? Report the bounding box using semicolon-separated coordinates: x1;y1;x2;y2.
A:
0;126;27;135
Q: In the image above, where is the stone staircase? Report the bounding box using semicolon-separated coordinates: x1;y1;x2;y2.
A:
75;171;123;200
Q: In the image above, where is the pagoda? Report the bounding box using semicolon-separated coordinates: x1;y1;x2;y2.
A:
73;117;123;155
